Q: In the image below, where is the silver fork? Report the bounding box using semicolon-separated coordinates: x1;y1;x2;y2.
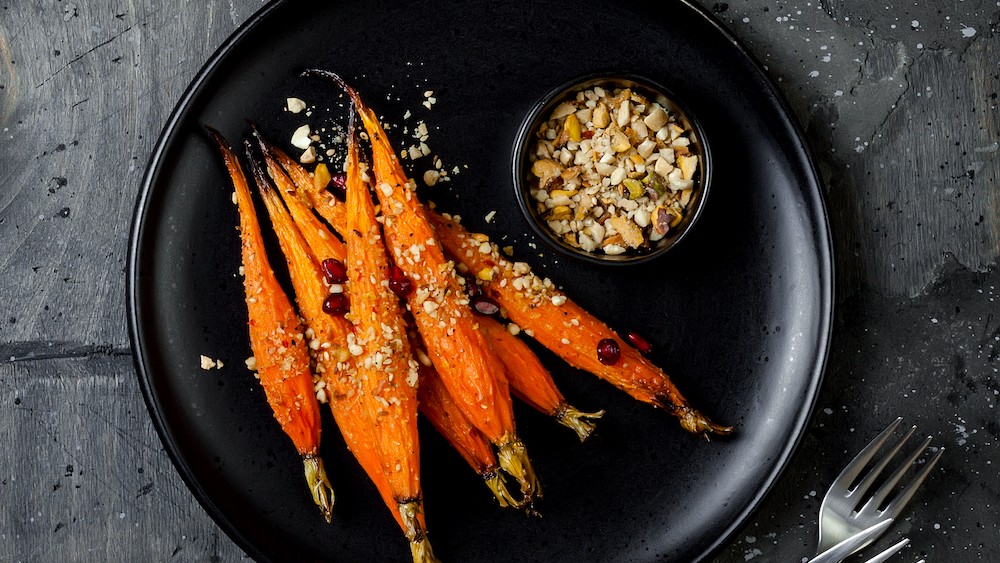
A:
808;520;921;563
816;417;944;556
863;537;911;563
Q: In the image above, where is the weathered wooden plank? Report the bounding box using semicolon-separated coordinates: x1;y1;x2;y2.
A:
0;354;248;562
0;0;267;349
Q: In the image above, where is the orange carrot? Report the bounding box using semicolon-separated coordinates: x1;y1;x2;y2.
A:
479;317;604;441
407;326;518;507
206;128;334;522
343;114;434;558
253;170;394;524
427;212;733;437
246;146;437;562
307;69;541;504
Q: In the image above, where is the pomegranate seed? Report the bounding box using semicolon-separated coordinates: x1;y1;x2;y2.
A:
388;265;413;298
596;338;621;365
462;274;483;298
321;258;348;284
329;172;347;198
626;331;653;354
471;295;500;316
322;293;349;316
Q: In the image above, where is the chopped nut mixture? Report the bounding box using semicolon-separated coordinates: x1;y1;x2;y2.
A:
527;85;699;255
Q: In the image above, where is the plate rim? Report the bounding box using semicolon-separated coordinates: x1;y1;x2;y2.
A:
674;3;834;560
125;1;834;561
126;2;288;561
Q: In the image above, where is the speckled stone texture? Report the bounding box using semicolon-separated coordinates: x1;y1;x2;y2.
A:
0;1;997;562
706;2;999;561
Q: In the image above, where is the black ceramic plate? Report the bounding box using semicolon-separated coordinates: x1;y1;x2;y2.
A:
127;1;832;561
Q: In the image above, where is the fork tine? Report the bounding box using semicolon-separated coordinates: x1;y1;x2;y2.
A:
881;445;945;517
849;425;916;503
862;537;910;563
831;417;904;492
859;434;930;514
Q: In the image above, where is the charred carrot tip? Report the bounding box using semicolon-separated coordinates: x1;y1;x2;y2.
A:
203;124;228;148
303;68;354;94
205;126;240;170
303;68;364;109
244;141;275;195
246;121;277;158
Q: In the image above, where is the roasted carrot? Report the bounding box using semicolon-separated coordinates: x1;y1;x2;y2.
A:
307;69;541;504
407;325;518;507
478;317;604;442
206;127;334;522
342;113;433;556
246;146;437;562
427;212;733;437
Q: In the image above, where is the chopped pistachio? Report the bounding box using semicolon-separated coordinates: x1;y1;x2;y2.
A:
622;178;645;200
642;171;668;196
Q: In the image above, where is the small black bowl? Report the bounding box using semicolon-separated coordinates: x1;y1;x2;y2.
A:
512;73;712;266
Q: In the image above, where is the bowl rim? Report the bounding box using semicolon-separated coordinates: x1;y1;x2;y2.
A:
511;71;713;266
